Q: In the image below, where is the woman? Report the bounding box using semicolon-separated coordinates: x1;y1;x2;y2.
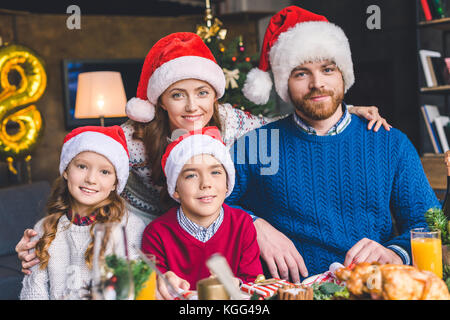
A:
17;32;390;275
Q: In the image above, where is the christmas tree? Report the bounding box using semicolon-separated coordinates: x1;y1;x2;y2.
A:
195;8;277;117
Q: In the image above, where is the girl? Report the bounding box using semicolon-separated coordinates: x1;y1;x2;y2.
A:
142;127;262;299
17;32;390;276
20;126;145;300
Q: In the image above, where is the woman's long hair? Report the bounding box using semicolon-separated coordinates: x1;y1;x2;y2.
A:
35;174;125;270
131;98;222;211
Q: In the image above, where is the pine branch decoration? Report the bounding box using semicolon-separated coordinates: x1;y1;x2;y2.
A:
105;255;152;299
424;207;449;245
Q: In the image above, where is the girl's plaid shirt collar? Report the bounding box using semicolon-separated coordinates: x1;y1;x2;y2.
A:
66;210;97;226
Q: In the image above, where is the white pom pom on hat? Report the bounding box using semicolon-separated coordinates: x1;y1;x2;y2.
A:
243;5;355;105
126;32;226;123
242;68;273;105
125;97;155;123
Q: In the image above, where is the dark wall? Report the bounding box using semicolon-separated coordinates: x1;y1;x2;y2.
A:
291;0;421;151
0;0;204;16
0;12;262;186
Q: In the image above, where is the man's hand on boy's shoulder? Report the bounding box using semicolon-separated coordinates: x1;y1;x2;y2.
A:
253;218;308;283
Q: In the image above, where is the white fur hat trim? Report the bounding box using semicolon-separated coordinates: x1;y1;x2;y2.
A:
164;134;235;202
270;21;355;103
147;55;226;105
59;131;129;194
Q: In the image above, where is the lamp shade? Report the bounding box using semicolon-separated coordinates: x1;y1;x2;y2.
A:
74;71;127;118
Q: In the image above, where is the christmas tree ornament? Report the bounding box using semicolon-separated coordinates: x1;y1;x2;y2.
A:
238;36;245;52
196;0;227;43
223;68;240;89
194;0;277;118
196;17;227;43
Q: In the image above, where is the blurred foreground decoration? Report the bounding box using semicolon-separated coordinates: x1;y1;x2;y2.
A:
0;42;47;183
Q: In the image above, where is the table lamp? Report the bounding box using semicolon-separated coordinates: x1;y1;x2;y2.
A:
74;71;127;126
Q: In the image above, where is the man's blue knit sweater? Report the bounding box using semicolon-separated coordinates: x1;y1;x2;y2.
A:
227;114;439;277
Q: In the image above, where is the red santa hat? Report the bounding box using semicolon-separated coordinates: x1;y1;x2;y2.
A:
59;126;130;194
161;126;235;202
243;5;355;105
126;32;226;123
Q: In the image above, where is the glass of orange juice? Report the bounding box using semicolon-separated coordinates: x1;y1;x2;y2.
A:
410;228;443;278
136;270;157;300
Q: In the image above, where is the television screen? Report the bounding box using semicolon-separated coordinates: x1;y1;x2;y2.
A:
62;58;144;130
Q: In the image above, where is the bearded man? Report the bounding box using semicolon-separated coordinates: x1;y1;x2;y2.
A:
226;6;439;281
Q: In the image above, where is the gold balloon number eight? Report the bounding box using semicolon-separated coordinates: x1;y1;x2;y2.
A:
0;44;47;174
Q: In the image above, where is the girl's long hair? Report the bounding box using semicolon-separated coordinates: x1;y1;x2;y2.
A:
131;98;222;211
35;175;125;270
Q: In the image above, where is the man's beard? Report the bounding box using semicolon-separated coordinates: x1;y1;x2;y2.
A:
290;87;344;121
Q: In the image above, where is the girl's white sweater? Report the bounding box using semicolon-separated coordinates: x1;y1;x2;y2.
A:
20;212;145;300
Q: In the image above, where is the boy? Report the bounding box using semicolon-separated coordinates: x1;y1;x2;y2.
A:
141;127;262;299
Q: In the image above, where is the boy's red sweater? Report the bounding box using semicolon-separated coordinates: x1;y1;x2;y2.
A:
141;203;263;290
